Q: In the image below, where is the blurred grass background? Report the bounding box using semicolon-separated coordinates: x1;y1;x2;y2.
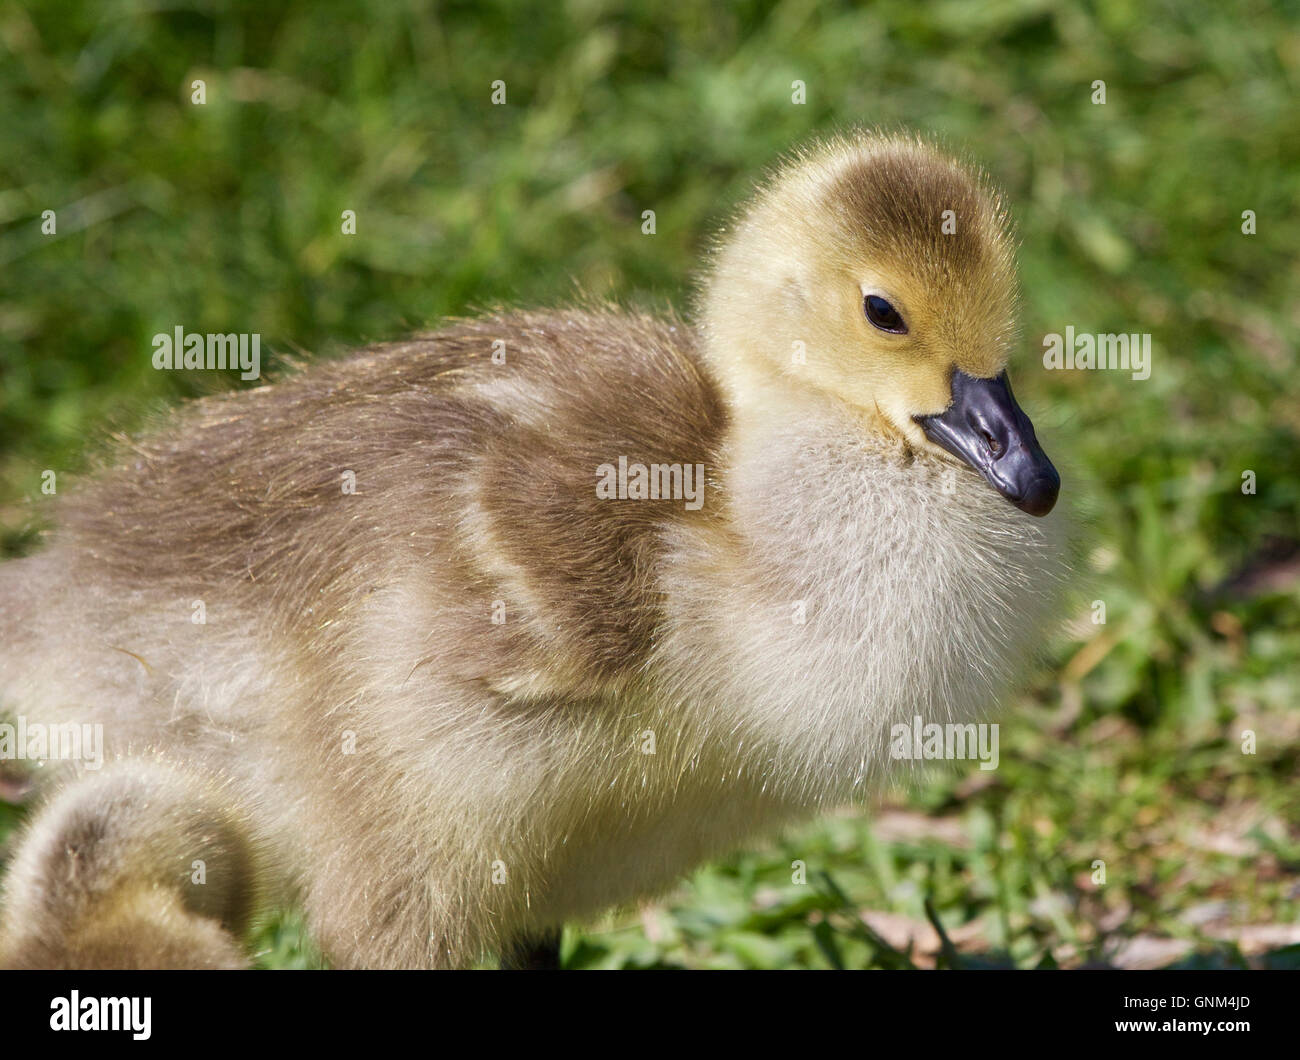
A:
1;0;1298;968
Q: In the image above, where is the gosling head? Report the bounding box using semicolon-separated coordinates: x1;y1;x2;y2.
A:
702;131;1060;516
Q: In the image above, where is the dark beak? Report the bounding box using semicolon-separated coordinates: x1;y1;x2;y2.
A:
914;370;1060;516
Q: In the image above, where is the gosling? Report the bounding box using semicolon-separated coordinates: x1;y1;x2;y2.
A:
0;131;1064;969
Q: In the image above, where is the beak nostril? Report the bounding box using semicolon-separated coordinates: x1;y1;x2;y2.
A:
981;429;1002;457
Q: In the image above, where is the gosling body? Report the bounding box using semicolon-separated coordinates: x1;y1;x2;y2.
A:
0;133;1064;968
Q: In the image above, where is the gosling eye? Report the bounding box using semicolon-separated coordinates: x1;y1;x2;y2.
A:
864;294;908;335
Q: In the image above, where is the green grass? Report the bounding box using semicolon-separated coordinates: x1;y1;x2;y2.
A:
3;0;1298;968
